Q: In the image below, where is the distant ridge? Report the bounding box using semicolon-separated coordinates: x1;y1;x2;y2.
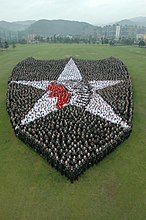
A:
116;17;146;26
0;17;146;43
0;16;146;34
0;20;35;32
26;19;97;36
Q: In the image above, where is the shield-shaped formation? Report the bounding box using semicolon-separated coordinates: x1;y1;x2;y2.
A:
7;57;133;182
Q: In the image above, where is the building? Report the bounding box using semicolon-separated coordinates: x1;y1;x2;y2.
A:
136;33;146;42
101;24;146;41
115;25;121;40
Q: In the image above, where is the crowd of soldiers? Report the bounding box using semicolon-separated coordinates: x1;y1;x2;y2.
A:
7;57;133;182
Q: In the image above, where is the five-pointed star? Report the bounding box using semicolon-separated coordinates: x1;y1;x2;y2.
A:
11;58;129;128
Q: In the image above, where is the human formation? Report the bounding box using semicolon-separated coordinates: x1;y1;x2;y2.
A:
7;56;133;182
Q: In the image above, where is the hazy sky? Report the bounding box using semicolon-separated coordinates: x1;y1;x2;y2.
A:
0;0;146;24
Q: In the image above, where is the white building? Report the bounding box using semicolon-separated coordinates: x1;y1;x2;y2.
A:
115;25;121;40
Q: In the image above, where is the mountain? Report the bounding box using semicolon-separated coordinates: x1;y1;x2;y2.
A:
0;20;35;32
26;19;98;36
116;17;146;26
130;17;146;23
130;17;146;26
0;21;22;31
13;20;36;29
0;17;146;35
0;17;146;42
116;19;136;26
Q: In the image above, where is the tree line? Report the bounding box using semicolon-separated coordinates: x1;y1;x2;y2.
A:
0;40;16;50
0;35;145;48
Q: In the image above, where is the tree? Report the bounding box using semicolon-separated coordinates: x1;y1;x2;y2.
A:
4;41;9;49
19;39;27;44
53;35;57;43
12;42;16;49
0;41;3;49
139;40;145;47
102;38;109;44
109;40;115;46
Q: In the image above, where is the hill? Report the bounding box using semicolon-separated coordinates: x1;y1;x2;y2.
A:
0;19;98;39
26;19;98;37
0;20;35;32
130;16;146;23
117;19;136;26
117;17;146;26
13;20;36;29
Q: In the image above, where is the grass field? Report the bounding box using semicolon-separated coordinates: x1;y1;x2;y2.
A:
0;44;146;220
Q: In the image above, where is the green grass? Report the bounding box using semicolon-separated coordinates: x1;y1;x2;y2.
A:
0;44;146;220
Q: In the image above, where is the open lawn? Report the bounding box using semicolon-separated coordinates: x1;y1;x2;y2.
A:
0;44;146;220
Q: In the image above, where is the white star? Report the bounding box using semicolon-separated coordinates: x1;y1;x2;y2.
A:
11;58;129;128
